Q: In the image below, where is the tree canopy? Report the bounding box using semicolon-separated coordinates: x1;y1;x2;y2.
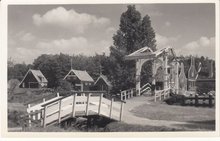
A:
108;5;157;93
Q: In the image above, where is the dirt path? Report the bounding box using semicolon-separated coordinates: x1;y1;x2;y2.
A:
122;95;192;130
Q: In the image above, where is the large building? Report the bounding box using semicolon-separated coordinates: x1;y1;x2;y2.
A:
19;69;48;88
63;69;94;91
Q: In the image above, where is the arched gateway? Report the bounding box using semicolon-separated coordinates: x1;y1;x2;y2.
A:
124;46;178;96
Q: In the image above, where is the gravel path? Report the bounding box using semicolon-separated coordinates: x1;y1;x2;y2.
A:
122;95;192;130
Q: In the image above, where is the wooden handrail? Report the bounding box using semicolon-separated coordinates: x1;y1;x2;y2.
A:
41;91;107;107
41;97;64;107
71;91;107;94
24;94;57;105
141;83;151;90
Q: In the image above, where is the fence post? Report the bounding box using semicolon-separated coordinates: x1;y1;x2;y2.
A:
209;95;213;107
72;94;76;117
58;99;62;124
109;98;114;118
34;110;38;121
57;92;59;97
120;102;124;121
27;104;31;127
159;91;162;101
195;95;198;107
131;89;133;97
154;92;157;102
43;106;47;128
98;93;103;115
124;91;127;101
86;93;91;116
181;95;185;106
120;91;122;101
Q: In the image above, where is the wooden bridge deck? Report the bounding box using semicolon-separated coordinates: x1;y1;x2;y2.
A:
26;92;124;128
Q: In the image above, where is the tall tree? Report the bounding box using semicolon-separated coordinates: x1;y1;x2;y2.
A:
108;5;157;93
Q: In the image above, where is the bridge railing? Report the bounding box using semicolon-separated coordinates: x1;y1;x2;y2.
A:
140;83;151;94
120;88;136;101
25;91;125;128
154;88;171;102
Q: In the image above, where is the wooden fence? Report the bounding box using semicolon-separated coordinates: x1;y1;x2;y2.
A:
181;95;215;107
120;83;152;101
120;88;136;101
154;88;170;102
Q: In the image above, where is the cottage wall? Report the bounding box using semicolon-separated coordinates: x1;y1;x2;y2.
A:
95;79;108;92
20;72;38;88
82;81;94;91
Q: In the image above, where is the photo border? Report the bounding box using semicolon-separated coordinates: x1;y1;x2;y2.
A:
1;0;219;138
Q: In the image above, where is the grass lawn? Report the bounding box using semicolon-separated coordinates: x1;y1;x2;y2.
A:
130;102;215;130
131;102;215;122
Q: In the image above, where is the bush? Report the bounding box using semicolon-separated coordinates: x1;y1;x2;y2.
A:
57;80;72;91
8;110;24;127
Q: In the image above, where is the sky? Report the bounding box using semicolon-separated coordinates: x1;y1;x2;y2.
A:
8;3;216;64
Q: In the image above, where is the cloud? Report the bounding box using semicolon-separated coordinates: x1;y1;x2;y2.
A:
165;21;171;27
36;37;110;55
9;36;111;64
105;27;117;35
33;7;110;34
177;36;215;59
20;32;35;41
156;33;180;49
148;11;163;16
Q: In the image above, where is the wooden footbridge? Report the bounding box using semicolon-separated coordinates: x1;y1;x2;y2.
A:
25;91;125;128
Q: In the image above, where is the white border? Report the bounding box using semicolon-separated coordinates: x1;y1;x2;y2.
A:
1;0;219;138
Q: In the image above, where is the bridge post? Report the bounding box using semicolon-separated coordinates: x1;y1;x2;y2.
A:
120;102;124;121
43;106;47;128
86;93;91;116
163;54;168;89
136;60;142;96
175;62;179;94
109;98;114;118
58;99;62;124
72;94;76;117
98;93;103;115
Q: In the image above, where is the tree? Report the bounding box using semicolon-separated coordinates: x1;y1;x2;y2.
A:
32;53;108;89
33;54;61;88
8;62;29;81
108;5;157;93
